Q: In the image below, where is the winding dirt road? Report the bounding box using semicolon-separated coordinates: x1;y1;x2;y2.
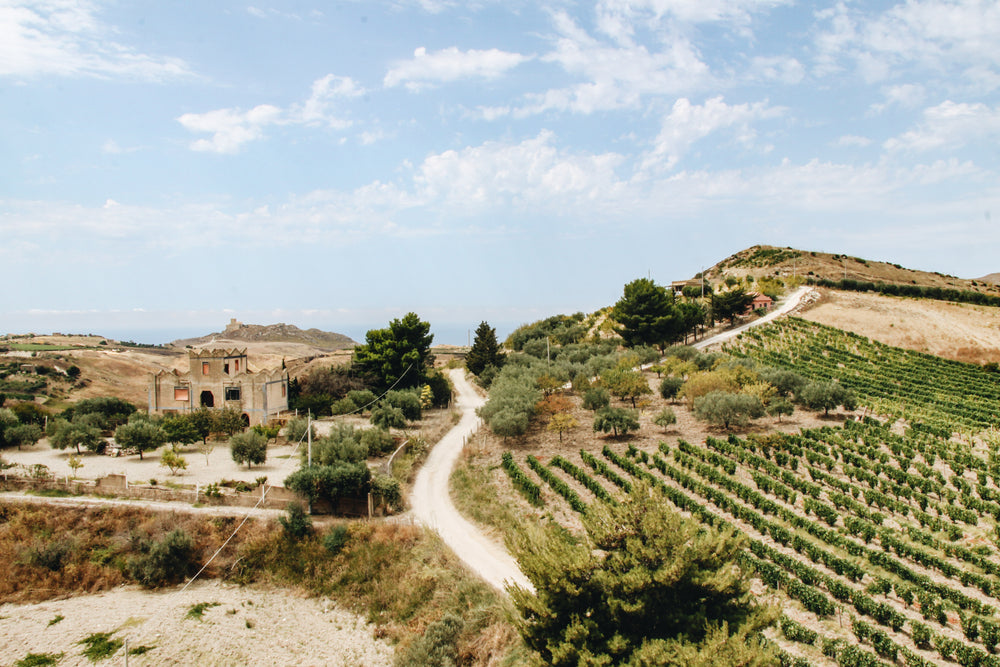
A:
410;288;813;594
411;369;533;592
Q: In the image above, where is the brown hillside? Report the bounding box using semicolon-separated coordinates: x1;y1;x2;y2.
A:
706;244;1000;295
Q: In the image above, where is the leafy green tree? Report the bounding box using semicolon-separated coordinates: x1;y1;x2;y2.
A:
602;367;652;407
767;397;794;422
353;312;434;392
489;409;530;440
711;288;754;326
161;414;200;448
510;484;778;666
283;416;314;444
66;365;81;379
188;407;214;444
10;402;46;426
466;321;506;376
593;406;640;437
613;278;689;349
384;389;422;421
113;420;167;460
230;431;267;468
50;420;103;455
65;396;136;431
6;423;43;450
582;387;610;412
797;382;857;416
211;407;244;438
693;392;765;430
659;376;684;401
0;408;18;449
653;407;677;431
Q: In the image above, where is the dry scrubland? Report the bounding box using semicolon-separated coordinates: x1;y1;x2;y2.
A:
801;289;1000;364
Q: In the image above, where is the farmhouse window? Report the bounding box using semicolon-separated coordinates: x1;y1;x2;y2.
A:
224;363;229;374
225;386;241;401
202;362;210;375
281;384;286;397
174;387;189;402
234;359;240;372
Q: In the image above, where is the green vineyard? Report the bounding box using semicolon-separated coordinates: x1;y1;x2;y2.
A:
500;320;1000;667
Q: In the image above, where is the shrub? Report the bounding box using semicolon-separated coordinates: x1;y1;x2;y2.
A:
361;427;395;456
346;389;378;412
278;502;313;541
127;529;197;588
323;524;350;555
385;389;422;421
396;612;464;666
653;407;677;430
371;404;407;430
330;397;357;415
693;391;765;430
659;376;684;401
582;387;610;411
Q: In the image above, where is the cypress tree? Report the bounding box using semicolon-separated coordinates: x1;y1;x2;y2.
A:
466;321;506;376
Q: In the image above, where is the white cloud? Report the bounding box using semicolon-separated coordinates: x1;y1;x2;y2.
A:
178;74;365;152
870;83;926;113
815;0;1000;88
0;0;192;80
885;101;1000;152
747;56;805;84
499;11;711;117
836;135;872;147
640;96;784;171
383;46;529;91
177;104;282;154
595;0;792;34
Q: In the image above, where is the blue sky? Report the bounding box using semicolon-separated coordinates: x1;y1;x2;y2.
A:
2;0;999;345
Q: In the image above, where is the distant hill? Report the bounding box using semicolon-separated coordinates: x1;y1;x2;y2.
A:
705;245;1000;295
172;321;356;351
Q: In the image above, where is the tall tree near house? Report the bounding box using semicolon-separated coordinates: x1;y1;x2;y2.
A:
613;278;680;349
353;312;435;392
711;287;755;326
466;321;506;376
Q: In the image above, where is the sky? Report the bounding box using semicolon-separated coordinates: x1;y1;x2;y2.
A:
2;0;999;345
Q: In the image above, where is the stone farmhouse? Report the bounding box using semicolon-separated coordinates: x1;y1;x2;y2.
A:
148;348;289;426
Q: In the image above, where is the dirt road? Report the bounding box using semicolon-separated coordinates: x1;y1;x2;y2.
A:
410;289;812;594
410;369;533;593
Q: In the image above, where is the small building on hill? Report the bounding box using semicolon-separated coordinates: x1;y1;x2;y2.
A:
747;292;774;313
148;348;288;426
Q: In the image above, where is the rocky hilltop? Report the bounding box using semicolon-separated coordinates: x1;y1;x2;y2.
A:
172;319;356;351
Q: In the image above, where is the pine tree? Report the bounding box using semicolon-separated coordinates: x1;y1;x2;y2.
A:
466;321;506;376
510;483;778;666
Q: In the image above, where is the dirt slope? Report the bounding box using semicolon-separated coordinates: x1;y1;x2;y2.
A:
799;289;1000;364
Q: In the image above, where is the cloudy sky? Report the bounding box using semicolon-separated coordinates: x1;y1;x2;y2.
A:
2;0;999;344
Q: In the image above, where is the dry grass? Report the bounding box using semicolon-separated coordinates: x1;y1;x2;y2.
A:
0;503;250;604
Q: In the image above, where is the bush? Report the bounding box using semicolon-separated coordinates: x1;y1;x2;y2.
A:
371;404;407;430
385;389;422;421
279;502;313;541
127;529;197;587
283;416;314;444
396;612;464;666
361;427;395;456
653;407;677;430
582;387;610;411
330;397;357;415
371;472;401;509
323;524;350;555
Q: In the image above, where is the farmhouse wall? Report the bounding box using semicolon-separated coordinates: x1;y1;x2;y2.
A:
148;348;289;425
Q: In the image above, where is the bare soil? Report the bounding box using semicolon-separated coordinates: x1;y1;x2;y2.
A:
0;580;393;666
800;288;1000;364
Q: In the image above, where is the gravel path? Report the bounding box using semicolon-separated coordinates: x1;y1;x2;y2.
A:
410;369;533;593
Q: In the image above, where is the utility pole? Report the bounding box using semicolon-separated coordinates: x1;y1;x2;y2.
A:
307;413;312;467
